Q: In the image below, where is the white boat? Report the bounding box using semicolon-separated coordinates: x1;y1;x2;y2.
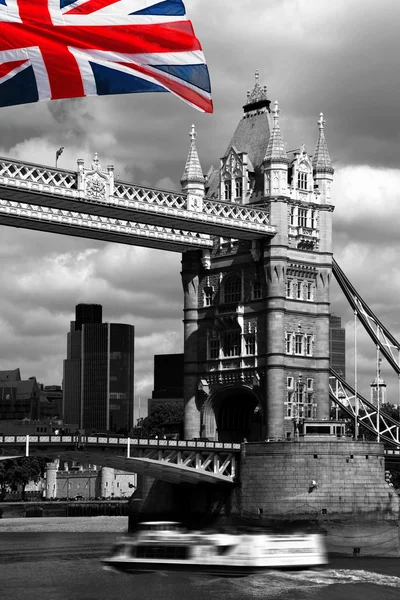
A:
103;521;328;577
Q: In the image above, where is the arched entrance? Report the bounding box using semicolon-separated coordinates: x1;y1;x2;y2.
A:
203;387;262;443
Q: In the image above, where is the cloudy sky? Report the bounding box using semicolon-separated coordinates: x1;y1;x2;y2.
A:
0;0;399;419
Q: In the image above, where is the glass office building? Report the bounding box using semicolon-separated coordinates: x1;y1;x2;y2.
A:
63;305;134;432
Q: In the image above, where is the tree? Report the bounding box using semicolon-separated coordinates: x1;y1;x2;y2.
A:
132;402;184;438
2;457;47;500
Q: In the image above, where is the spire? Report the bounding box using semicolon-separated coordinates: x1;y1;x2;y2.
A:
244;70;270;112
312;113;334;173
181;124;205;185
264;101;288;163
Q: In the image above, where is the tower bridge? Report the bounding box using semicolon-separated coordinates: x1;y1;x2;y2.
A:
0;75;399;535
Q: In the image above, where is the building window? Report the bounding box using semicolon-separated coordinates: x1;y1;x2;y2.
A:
252;279;262;300
307;378;313;390
244;334;256;355
287;377;294;389
307;282;314;301
298;208;307;227
224;275;242;304
310;210;316;229
286;279;293;298
295;334;303;355
286;391;294;417
285;332;293;354
290;206;296;226
235;177;243;199
222;331;240;357
305;335;313;356
209;338;220;360
298;172;307;190
224;179;232;201
203;286;213;306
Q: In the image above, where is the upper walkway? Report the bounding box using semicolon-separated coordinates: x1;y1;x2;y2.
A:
0;155;276;252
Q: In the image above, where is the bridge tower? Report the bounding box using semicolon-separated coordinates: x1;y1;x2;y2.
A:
181;74;335;442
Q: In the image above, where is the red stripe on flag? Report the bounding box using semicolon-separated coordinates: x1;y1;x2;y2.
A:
65;0;122;15
0;59;28;79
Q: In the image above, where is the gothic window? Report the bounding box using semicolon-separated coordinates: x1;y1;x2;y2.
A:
209;338;220;360
252;278;262;300
305;336;313;356
296;280;302;299
298;171;307;190
290;206;296;226
285;332;293;354
286;391;294;417
286;279;293;298
295;333;303;355
307;378;313;390
224;179;232;201
203;286;213;307
235;177;243;199
285;332;314;357
244;334;256;355
307;282;314;301
298;208;307;227
310;210;316;229
224;275;242;304
222;331;240;357
287;377;294;389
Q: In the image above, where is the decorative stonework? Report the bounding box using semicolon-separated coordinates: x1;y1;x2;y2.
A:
77;153;114;203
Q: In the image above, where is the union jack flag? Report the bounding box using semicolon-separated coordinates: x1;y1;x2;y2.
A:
0;0;213;112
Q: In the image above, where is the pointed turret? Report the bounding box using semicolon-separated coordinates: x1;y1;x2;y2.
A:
263;101;288;197
181;124;205;187
312;113;334;174
181;124;205;211
264;101;288;164
312;113;334;205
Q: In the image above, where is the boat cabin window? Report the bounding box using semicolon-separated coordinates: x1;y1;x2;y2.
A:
136;545;188;560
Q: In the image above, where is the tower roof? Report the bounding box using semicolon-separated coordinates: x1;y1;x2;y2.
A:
264;101;288;164
222;72;272;168
312;113;334;173
181;124;205;185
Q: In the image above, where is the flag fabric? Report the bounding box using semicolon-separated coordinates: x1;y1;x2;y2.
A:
0;0;213;112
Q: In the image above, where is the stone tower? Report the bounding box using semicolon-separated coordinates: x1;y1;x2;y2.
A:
181;74;334;442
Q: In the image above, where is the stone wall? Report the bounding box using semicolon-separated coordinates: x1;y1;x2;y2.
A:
238;440;399;521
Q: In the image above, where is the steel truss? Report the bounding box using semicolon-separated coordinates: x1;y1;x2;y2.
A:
332;259;400;375
329;368;400;447
0;198;213;252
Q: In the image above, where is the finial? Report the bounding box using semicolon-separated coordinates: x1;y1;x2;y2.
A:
255;69;259;83
318;112;326;130
189;124;196;142
93;152;99;169
273;100;280;120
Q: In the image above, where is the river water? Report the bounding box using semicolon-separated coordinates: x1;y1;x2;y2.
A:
0;525;399;600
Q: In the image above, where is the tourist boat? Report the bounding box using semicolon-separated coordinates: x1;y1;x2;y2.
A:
103;521;328;576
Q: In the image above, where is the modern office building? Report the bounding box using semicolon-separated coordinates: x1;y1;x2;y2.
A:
370;376;387;407
329;315;346;379
63;304;135;433
147;353;184;415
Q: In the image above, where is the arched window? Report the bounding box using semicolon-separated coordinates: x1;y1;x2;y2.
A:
224;275;242;304
235;177;243;199
224;179;232;201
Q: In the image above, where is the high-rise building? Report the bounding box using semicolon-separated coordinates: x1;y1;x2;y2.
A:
63;304;135;433
148;354;184;415
329;315;346;379
370;376;387;407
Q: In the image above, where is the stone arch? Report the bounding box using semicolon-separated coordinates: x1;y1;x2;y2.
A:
202;385;263;443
